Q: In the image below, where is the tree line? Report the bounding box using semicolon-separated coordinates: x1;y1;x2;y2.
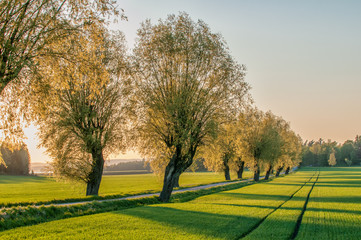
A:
1;2;302;202
301;137;361;167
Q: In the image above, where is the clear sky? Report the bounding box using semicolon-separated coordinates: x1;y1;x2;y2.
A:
25;0;361;163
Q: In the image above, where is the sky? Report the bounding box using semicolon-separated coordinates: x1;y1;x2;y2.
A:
24;0;361;163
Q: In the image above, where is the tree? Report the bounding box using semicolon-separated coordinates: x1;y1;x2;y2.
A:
32;30;131;195
203;124;237;181
133;13;249;202
236;107;265;181
0;141;30;175
328;151;336;166
261;112;284;180
0;0;124;152
0;0;122;93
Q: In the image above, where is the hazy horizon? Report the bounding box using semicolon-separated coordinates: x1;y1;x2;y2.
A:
24;0;361;163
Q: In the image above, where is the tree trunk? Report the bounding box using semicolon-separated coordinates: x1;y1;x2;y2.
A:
223;155;231;180
236;160;245;179
253;161;260;181
159;157;180;202
224;165;231;180
86;148;105;196
173;175;180;188
264;165;272;180
159;146;197;203
275;166;284;177
285;166;290;175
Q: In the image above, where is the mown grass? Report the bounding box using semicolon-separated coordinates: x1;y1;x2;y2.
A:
0;171;253;206
0;170;312;239
296;167;361;240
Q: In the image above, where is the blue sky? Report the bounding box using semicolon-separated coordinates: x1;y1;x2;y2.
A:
25;0;361;162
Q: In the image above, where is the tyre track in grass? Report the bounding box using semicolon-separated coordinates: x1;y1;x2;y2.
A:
289;170;320;240
235;170;318;240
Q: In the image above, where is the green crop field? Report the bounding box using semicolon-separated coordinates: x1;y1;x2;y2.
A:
1;167;360;239
0;171;252;206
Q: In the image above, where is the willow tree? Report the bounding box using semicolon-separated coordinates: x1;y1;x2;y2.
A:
275;127;302;176
32;29;131;195
261;112;284;180
203;124;237;181
0;0;124;156
0;0;122;93
133;13;249;202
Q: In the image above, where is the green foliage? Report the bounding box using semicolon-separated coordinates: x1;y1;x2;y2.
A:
301;136;361;167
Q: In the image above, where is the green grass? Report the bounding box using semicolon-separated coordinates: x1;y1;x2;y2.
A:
296;167;361;240
0;171;253;206
2;168;359;239
0;170;313;239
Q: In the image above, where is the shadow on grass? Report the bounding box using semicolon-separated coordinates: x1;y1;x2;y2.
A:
117;205;260;239
210;203;361;216
215;192;361;205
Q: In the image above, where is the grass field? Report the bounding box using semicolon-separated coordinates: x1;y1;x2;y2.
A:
1;167;360;239
0;171;252;205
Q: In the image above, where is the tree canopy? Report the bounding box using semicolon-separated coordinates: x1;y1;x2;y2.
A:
132;13;250;202
31;29;131;195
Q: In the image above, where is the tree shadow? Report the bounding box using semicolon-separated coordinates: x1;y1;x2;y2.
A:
116;205;260;239
210;203;361;216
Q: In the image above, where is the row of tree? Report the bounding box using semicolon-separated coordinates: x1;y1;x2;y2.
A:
1;2;301;202
301;137;361;167
202;108;302;182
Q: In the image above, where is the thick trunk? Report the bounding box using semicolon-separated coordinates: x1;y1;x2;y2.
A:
159;145;197;202
285;166;290;175
173;175;180;188
224;165;231;180
159;162;181;202
236;160;245;179
275;166;284;177
86;148;104;196
253;161;260;181
223;155;231;180
264;165;272;180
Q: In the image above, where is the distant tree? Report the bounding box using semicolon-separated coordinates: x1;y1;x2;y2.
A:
104;160;151;172
32;30;131;196
0;142;30;175
133;13;249;202
328;151;336;166
340;140;355;165
345;158;352;166
352;135;361;165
